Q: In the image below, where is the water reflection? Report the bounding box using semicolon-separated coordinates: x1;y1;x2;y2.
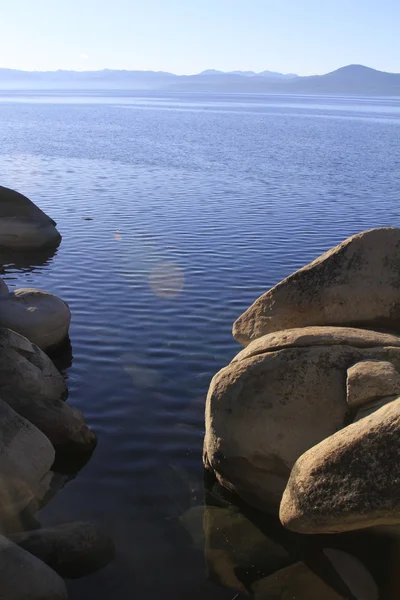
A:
203;474;400;599
0;245;58;273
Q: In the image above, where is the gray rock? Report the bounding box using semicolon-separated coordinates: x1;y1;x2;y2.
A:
233;227;400;346
0;533;67;599
0;328;96;454
0;283;71;351
0;186;61;249
280;397;400;533
0;398;54;522
10;522;116;579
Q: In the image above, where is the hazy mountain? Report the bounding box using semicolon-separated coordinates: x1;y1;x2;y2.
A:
0;64;399;95
258;70;298;79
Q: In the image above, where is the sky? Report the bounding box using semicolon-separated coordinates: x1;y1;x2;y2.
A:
1;0;399;75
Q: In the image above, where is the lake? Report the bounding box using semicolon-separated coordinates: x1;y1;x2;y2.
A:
1;91;400;598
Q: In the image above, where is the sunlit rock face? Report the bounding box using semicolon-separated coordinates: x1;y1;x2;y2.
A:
204;228;400;535
0;186;61;249
0;282;71;351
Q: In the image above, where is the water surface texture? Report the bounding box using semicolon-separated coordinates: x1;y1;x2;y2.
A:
1;92;400;598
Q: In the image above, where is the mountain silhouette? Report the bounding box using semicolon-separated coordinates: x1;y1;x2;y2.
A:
0;64;399;95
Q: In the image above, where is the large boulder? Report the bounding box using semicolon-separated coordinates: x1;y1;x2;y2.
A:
0;283;71;351
0;398;55;520
233;228;400;346
10;522;116;579
0;186;61;249
280;397;400;534
0;534;67;599
204;326;400;512
0;328;96;454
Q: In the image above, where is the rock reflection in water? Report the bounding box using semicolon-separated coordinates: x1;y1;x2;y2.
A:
202;475;400;598
0;245;58;273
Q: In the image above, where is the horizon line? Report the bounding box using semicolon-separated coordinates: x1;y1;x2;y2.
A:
0;63;398;77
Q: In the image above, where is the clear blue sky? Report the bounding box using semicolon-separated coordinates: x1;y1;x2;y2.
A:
1;0;399;75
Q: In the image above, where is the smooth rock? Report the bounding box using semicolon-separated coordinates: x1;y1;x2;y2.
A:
10;522;116;579
0;534;67;599
346;360;400;408
0;398;55;520
252;561;345;600
0;328;96;454
0;283;71;351
233;227;400;346
0;185;61;249
204;326;400;513
324;548;379;600
280;397;400;533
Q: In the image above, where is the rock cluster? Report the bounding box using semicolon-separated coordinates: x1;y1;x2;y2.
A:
0;188;115;598
204;227;400;535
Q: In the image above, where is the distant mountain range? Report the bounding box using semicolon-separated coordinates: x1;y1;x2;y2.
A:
1;65;400;95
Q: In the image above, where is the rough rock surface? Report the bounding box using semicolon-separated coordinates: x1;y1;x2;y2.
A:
346;360;400;408
0;328;96;454
10;522;116;579
0;534;67;599
0;185;61;249
204;326;400;512
0;283;71;351
0;398;54;519
233;228;400;346
280;398;400;533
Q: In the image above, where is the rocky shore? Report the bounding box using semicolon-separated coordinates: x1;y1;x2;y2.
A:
0;186;115;598
204;227;400;534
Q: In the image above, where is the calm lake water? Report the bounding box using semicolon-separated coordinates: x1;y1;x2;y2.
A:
1;91;400;599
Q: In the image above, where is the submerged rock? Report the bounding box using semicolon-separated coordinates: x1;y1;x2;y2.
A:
251;554;379;600
0;534;67;599
0;282;71;351
204;504;292;594
0;328;96;454
0;185;61;249
204;326;400;513
10;522;116;579
233;227;400;346
280;398;400;533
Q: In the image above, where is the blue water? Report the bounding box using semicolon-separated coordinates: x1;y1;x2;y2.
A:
1;91;400;598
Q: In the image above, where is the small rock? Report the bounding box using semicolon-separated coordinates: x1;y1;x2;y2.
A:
0;283;71;351
346;360;400;408
10;522;116;579
0;534;67;599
